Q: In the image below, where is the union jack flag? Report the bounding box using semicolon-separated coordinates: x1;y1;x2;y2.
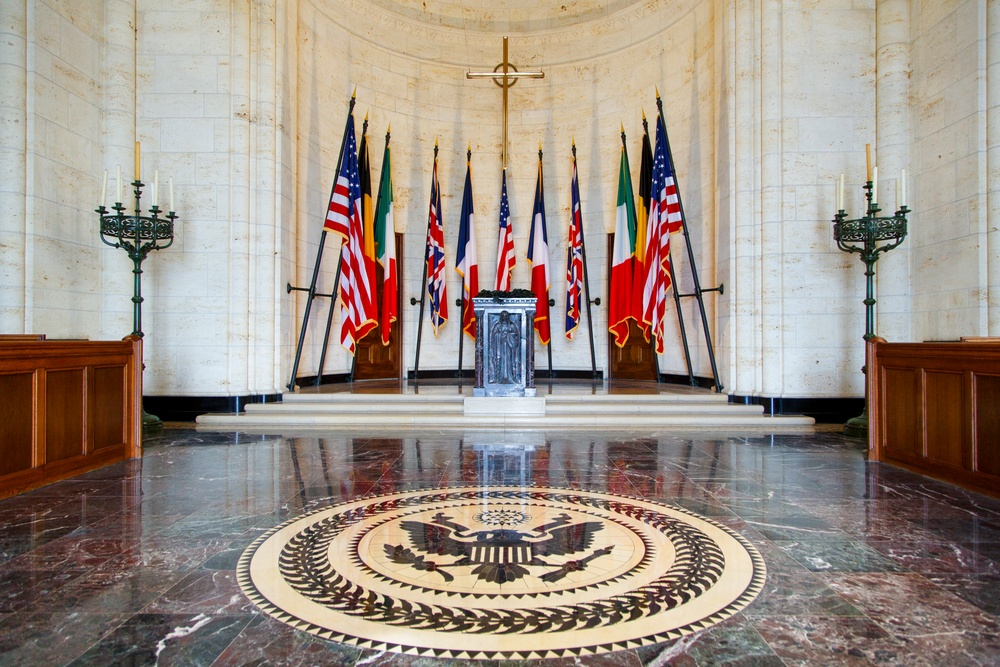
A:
425;154;448;336
494;170;515;291
565;154;584;339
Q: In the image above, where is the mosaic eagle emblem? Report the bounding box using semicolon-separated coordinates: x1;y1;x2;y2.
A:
385;511;613;584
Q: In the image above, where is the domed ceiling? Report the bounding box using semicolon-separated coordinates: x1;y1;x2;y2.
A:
364;0;649;32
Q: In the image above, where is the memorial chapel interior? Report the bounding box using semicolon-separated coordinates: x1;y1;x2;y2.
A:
3;0;1000;665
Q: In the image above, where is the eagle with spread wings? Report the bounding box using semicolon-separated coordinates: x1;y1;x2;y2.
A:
384;511;613;584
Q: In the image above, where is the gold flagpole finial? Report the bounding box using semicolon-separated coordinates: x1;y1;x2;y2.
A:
641;108;646;120
654;85;660;99
364;110;369;121
352;86;357;99
620;121;625;133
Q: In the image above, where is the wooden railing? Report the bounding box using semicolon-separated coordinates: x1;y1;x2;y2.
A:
868;337;1000;497
0;336;142;498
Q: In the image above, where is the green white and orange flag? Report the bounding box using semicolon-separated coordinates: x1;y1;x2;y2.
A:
609;138;636;347
374;131;397;345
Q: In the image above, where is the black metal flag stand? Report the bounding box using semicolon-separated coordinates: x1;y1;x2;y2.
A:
572;143;600;380
287;93;356;391
655;94;724;392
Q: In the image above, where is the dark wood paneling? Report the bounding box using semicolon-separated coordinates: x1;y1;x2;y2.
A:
94;366;125;451
354;234;403;381
925;370;966;468
606;236;657;381
45;369;85;463
0;337;142;498
883;367;921;459
0;373;34;476
869;338;1000;497
976;374;1000;476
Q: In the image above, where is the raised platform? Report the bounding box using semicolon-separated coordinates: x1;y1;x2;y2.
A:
195;380;816;432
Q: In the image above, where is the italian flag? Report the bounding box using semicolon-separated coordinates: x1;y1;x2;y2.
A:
374;139;397;346
609;146;636;347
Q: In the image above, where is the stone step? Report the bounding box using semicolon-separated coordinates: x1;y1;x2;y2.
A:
196;411;814;430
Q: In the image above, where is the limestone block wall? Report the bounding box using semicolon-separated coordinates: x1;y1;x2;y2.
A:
6;0;999;400
1;0;105;337
909;0;994;340
292;0;723;383
720;0;877;398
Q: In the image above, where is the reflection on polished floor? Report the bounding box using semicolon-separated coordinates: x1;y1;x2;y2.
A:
1;426;1000;665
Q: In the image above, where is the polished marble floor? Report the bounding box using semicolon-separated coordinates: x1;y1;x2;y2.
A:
1;426;999;665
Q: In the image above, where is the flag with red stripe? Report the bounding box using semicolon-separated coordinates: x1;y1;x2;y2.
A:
323;113;376;353
425;153;448;336
640;112;675;354
455;156;479;339
374;134;397;345
528;156;551;345
494;170;515;291
564;151;584;339
633;120;653;340
609;142;636;347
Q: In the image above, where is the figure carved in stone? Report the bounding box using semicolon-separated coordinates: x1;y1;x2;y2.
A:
489;310;521;385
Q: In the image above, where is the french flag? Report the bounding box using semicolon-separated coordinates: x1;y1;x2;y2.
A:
455;157;479;339
528;156;551;345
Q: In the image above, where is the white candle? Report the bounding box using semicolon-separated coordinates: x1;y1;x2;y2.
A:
100;170;107;207
872;166;878;205
169;177;174;212
838;173;845;211
116;165;122;203
900;168;906;207
153;170;159;207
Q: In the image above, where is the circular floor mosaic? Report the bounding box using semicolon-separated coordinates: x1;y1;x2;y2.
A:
237;486;766;660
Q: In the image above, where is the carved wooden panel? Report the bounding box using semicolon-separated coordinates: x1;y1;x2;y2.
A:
0;373;34;477
925;370;966;469
94;365;126;452
606;235;657;382
46;369;85;463
976;374;1000;477
353;234;403;381
882;367;921;461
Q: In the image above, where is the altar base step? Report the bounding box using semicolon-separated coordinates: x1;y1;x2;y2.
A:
195;386;815;431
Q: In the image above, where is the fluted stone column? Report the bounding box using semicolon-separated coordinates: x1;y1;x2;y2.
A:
989;0;1000;334
101;0;137;338
0;1;27;331
874;0;912;342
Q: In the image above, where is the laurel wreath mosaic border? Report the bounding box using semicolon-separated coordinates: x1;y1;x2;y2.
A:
237;485;767;660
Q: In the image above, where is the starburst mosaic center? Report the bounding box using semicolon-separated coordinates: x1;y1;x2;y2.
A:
237;486;766;660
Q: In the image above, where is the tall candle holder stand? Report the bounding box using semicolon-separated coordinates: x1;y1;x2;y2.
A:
96;179;176;429
833;181;908;437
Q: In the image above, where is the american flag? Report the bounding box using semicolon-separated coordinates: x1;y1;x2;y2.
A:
426;155;448;336
564;154;584;339
323;113;376;353
494;170;515;291
640;112;675;354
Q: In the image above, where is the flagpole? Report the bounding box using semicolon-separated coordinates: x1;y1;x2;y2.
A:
538;147;553;379
572;143;599;380
656;94;722;392
348;116;371;383
316;259;344;386
287;92;356;391
411;142;439;382
456;147;472;382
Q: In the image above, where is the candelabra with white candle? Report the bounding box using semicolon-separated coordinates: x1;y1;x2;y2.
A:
833;147;909;437
95;142;177;429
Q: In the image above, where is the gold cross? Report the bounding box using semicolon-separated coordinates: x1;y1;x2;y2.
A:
466;36;544;168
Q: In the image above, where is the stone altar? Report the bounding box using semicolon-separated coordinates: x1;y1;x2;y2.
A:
473;295;536;397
